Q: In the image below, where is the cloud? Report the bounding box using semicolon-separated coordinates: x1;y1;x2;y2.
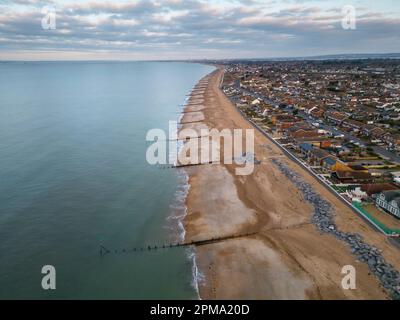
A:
0;0;399;60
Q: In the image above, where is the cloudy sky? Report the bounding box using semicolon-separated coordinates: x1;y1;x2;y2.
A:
0;0;399;60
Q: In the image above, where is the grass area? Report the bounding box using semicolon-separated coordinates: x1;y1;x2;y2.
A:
352;202;400;236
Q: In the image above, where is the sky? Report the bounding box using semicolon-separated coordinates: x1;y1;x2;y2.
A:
0;0;399;60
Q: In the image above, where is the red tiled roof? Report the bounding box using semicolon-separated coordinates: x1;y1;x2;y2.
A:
336;171;372;180
360;183;399;196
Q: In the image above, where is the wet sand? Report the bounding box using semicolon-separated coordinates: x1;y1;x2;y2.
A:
182;68;400;300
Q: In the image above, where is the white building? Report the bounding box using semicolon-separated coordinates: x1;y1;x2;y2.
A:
376;190;400;219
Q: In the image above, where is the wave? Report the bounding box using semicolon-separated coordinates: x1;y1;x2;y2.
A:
187;247;205;300
165;87;203;299
166;170;190;243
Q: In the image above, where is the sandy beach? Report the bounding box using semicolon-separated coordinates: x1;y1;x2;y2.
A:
181;68;400;300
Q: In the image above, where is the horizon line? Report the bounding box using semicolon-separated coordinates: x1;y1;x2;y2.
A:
1;52;400;63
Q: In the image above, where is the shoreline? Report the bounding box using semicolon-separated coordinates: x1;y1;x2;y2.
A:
175;76;213;299
181;67;400;300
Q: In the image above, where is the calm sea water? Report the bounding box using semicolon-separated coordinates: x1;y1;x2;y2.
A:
0;61;214;299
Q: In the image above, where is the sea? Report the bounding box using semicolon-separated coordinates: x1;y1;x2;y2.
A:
0;61;214;299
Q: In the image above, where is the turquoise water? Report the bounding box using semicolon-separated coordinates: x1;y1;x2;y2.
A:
0;61;214;299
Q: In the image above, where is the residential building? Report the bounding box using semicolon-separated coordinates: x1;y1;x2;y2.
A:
322;156;338;172
333;171;373;183
376;190;400;219
360;183;399;197
325;111;347;125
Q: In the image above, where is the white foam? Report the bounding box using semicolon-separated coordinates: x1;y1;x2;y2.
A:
165;83;207;300
187;247;205;300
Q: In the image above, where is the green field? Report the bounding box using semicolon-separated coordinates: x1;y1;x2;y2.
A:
352;202;400;236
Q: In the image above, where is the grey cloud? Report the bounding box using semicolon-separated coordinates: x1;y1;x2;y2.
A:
0;0;399;59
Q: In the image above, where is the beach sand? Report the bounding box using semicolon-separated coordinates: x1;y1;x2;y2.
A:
182;68;400;300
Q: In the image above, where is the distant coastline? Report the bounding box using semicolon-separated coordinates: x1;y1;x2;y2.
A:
2;52;400;64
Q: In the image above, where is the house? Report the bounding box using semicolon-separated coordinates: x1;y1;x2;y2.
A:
342;119;364;132
325;111;347;125
319;140;333;149
376;190;400;219
309;148;330;166
333;171;373;183
332;161;354;172
360;183;399;197
310;108;325;119
289;129;321;140
299;143;314;156
276;121;298;131
362;125;385;138
347;165;368;173
298;142;333;167
384;133;400;147
391;172;400;185
346;187;368;202
295;137;332;149
271;114;297;125
368;169;385;178
322;156;338;172
337;146;351;156
285;122;313;135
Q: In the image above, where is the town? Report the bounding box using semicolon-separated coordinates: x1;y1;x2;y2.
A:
219;59;400;238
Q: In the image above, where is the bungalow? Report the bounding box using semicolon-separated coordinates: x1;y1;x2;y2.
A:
325;111;347;125
384;133;400;147
342;119;364;132
362;125;385;138
309;148;330;166
333;171;373;184
337;146;351;156
347;165;368;173
286;122;314;133
375;190;400;219
310;108;325;119
299;143;314;157
295;137;332;149
368;169;385;178
322;156;338;172
271;114;297;125
319;140;333;149
289;129;321;140
276;121;298;131
347;187;368;202
361;183;399;197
